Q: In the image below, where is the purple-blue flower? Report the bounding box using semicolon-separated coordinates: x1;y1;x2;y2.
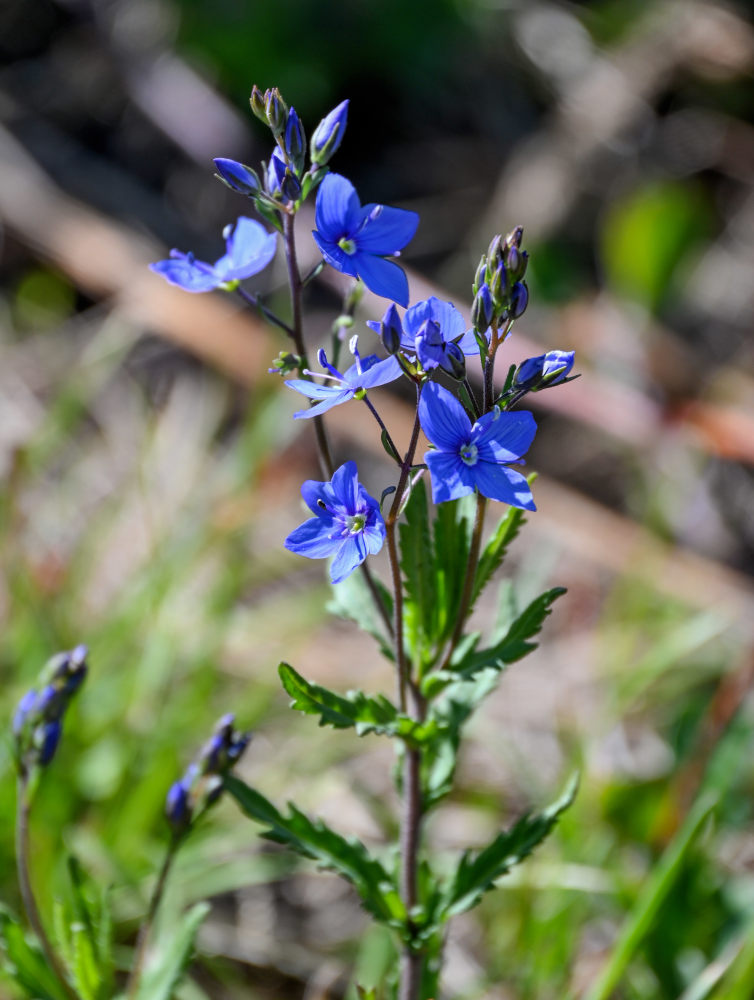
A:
285;340;402;419
284;462;386;584
514;350;575;392
311;99;349;165
418;382;537;509
149;217;277;293
312;174;419;306
368;297;480;374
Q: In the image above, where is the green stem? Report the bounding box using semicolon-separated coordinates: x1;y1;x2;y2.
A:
15;779;81;1000
235;287;295;338
363;396;401;466
125;840;179;1000
439;492;488;672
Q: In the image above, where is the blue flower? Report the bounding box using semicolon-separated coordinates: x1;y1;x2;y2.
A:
312;174;419;306
285;339;402;419
368;297;480;374
514;350;575;392
311;99;349;165
418;382;537;508
150;217;277;293
284;462;386;584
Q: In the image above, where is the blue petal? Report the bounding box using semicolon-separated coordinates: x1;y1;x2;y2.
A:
403;297;463;341
330;461;360;512
214;218;277;281
285;380;343;401
425;452;475;504
472;463;536;510
354;253;409;306
330;535;367;583
293;390;353;419
284;516;341;557
315;173;361;240
312;231;359;278
300;478;337;516
352;354;403;390
363;519;386;554
474;409;537;463
418;382;471;451
150;257;219;292
456;327;484;356
356;205;419;254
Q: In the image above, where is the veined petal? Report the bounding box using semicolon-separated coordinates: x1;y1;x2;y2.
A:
363;519;386;555
330;461;360;512
456;327;485;356
425;451;475;504
471;463;536;510
284;517;341;557
353;354;403;389
330;535;367;584
475;409;537;463
149;257;219;292
214;218;277;280
315;173;361;240
356;205;419;254
312;231;359;278
418;382;472;451
403;297;465;341
293;390;353;419
285;379;344;401
354;253;409;306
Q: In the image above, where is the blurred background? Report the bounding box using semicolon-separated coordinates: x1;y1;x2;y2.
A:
1;0;754;997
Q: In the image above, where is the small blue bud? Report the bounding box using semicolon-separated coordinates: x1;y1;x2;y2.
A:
165;779;192;829
13;690;37;735
280;168;302;203
266;148;286;196
214;158;260;197
284;108;306;175
37;721;62;766
310;99;349;166
514;350;575;392
471;283;494;332
379;303;403;355
441;341;466;380
510;281;529;319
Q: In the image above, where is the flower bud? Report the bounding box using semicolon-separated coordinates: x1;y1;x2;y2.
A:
441;341;466;380
37;721;62;766
486;234;503;277
268;351;301;376
284;108;306;175
280;168;302;203
489;263;507;307
379;303;404;355
264;88;288;137
213;158;260;197
310;99;349;166
472;254;487;296
510;281;529;319
249;85;267;123
514;350;575;392
165;778;192;830
505;225;523;250
471;283;494;332
266;148;286;197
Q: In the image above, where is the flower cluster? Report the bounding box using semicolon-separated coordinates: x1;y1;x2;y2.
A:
166;714;251;832
13;645;88;775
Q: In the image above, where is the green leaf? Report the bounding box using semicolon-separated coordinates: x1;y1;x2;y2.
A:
431;497;472;646
226;776;406;929
327;570;393;656
278;663;438;745
470;505;525;608
135;902;210;1000
0;906;70;1000
441;773;579;918
399;479;436;657
451;587;566;678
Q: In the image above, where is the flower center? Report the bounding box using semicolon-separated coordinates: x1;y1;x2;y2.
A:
346;513;366;534
338;237;357;255
460;442;478;466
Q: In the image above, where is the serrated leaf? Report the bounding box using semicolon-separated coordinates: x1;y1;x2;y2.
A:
327;570;393;656
226;777;406;928
399;479;436;657
135;902;210;1000
0;907;69;1000
451;587;566;678
70;924;100;1000
442;773;579;918
279;663;438;745
470;505;525;609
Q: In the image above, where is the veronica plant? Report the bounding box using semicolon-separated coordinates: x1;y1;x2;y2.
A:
7;86;579;1000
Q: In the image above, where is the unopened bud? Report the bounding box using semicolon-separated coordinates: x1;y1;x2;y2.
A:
249;85;267;122
264;88;288;137
505;225;523;250
514;350;575;392
471;283;494;332
489;263;507;306
473;255;487;296
441;341;466;380
280;168;302;203
284;108;306;175
486;234;503;276
510;281;529;319
213;158;260;197
310;99;349;166
379;303;403;355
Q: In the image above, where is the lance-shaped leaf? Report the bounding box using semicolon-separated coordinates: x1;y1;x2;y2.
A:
0;907;70;1000
135;902;210;1000
470;504;525;608
441;773;579;918
226;777;406;928
431;497;472;645
399;479;436;656
279;664;439;745
327;570;393;657
450;587;566;678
